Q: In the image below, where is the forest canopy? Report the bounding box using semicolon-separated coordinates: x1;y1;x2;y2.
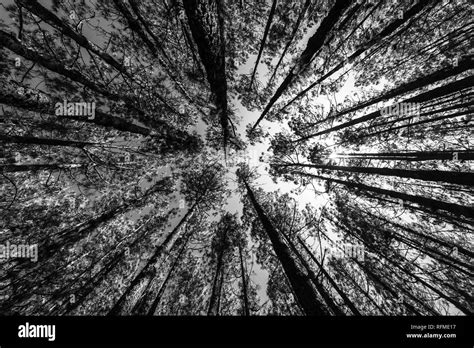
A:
0;0;472;316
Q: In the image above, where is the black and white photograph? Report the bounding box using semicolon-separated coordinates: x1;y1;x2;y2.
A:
0;0;472;346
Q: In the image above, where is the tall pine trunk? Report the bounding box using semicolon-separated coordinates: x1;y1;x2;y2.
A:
244;180;330;315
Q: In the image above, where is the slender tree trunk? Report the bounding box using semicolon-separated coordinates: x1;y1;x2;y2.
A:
0;29;145;117
332;263;387;315
362;95;473;131
268;0;311;84
208;249;224;315
279;230;345;315
297;236;362;315
108;201;198;315
294;76;474;142
276;163;474;186
9;215;164;315
331;150;474;161
0;134;96;148
124;0;203;115
128;0;171;63
363;210;473;259
344;208;473;276
331;217;472;314
0;83;200;153
216;266;225;315
183;0;229;153
208;224;229;316
279;0;436;114
0;163;85;172
388;227;474;277
253;0;351;130
1;82;149;134
181;20;205;77
16;0;133;78
357;243;471;315
244;180;330;315
363;108;472;140
146;228;191;315
291;171;474;219
6;179;169;280
323;224;428;315
238;244;250;316
354;260;423;315
249;0;278;89
315;57;473;126
111;0;159;57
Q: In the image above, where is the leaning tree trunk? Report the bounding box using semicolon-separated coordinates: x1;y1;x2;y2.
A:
294;76;473;142
1;81;147;136
0;134;97;148
291;171;474;219
208;247;226;316
323;57;474;125
249;0;278;89
330;150;474;161
16;0;133;79
0;163;85;173
244;180;330;315
349;236;472;315
4;178;172;301
279;229;345;315
108;201;198;315
238;244;250;316
183;0;229;154
331;215;472;314
280;0;436;115
114;0;200;114
0;29;145;118
276;162;474;186
253;0;351;130
146;229;192;315
268;0;311;84
296;236;362;316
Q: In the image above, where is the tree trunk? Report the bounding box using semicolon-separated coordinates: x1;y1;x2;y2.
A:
208;224;230;316
279;229;345;315
249;0;278;89
276;163;474;186
0;84;152;135
238;244;250;316
0;85;200;152
332;217;472;314
146;228;191;315
0;29;145;117
183;0;229;153
253;0;351;130
0;163;85;172
280;0;436;114
294;76;473;141
331;150;474;161
244;180;330;315
16;0;133;79
291;171;474;219
108;201;198;315
315;56;473;126
297;236;362;315
268;0;311;84
1;134;96;148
